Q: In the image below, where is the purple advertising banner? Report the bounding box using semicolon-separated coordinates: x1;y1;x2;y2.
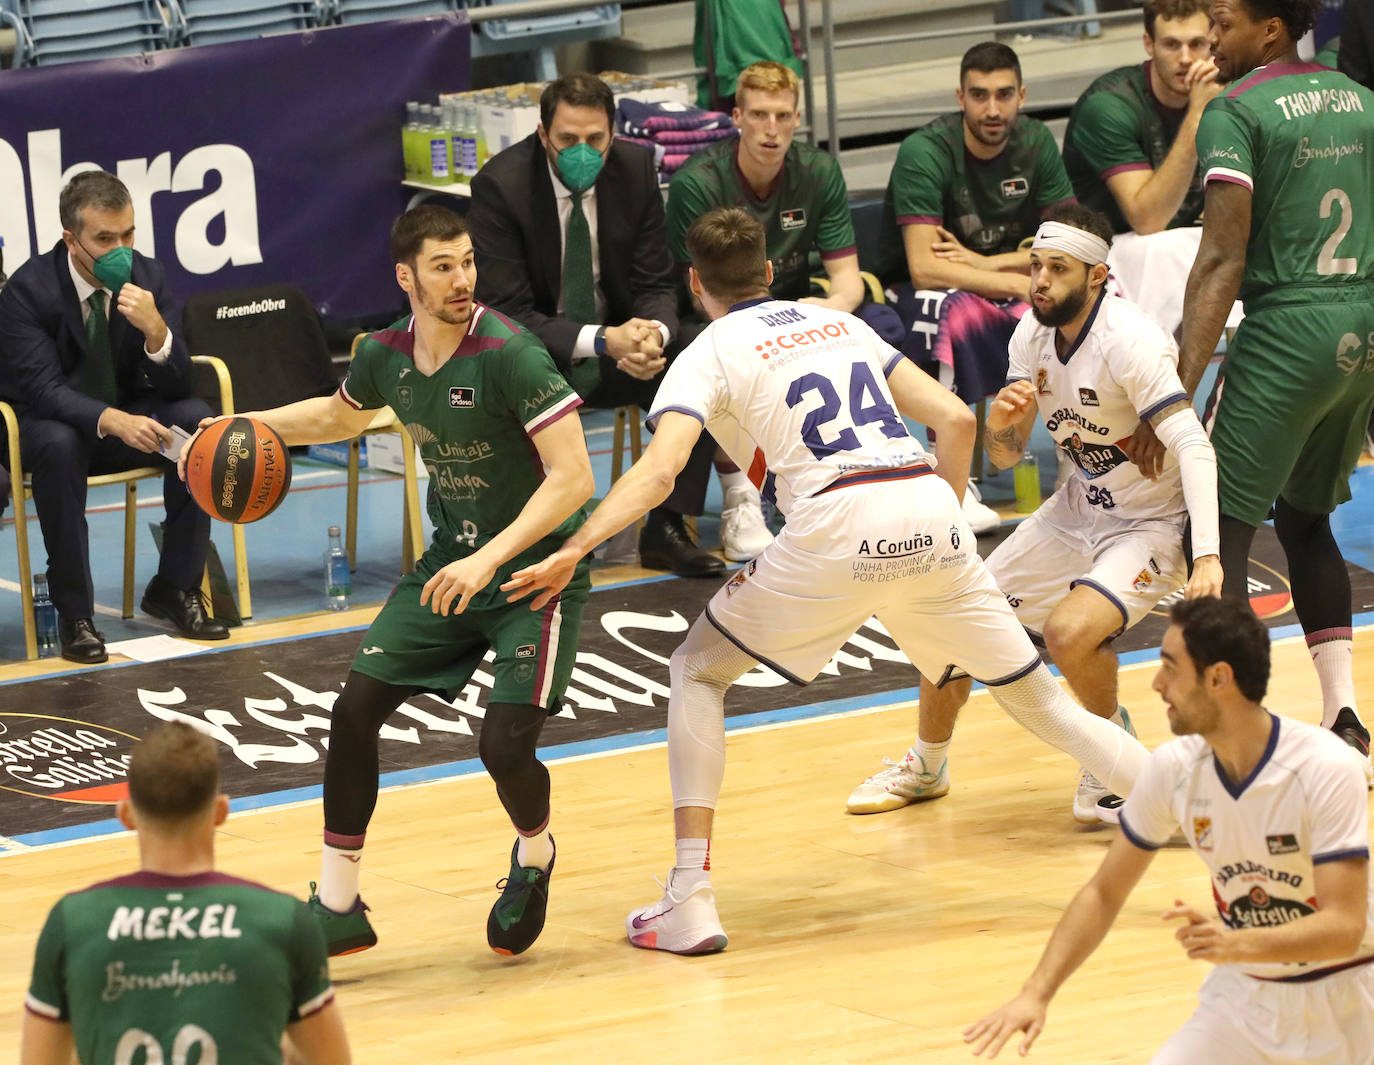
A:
0;15;471;317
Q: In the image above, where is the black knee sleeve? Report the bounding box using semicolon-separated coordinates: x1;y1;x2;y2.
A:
1218;515;1257;602
1273;499;1351;633
322;670;415;836
479;702;551;832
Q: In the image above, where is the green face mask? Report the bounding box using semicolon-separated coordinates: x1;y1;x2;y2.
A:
555;143;605;195
82;242;134;293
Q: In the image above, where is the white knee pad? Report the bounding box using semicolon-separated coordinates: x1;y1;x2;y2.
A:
667;616;757;810
990;664;1148;796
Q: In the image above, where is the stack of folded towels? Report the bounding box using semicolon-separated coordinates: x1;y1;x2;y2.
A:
616;98;737;180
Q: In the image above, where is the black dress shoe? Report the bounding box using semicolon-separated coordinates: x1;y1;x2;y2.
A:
141;575;230;640
59;618;108;665
638;509;726;578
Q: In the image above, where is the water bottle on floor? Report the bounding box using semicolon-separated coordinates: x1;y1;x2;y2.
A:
324;526;351;611
33;573;58;658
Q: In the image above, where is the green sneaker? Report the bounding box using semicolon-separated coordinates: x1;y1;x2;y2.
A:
487;838;555;956
307;881;377;957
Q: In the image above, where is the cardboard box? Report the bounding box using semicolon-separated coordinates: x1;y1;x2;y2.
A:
442;83;543;156
599;71;691;109
365;432;429;478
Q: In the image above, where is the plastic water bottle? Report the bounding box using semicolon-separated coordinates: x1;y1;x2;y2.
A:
33;573;57;658
426;104;452;185
324;526;351;611
1014;452;1042;513
460;103;480;180
471;102;488;170
403;101;421;181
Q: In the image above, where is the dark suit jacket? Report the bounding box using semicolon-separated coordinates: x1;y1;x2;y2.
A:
468;134;678;375
0;242;192;439
1341;0;1373;90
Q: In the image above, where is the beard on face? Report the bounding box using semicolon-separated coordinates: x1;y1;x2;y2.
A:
965;113;1014;148
1031;280;1090;327
418;284;471;326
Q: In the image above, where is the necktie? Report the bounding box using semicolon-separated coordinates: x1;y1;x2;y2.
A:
563;193;597;325
83;291;119;406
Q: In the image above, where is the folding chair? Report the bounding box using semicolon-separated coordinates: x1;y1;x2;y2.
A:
1;355;236;661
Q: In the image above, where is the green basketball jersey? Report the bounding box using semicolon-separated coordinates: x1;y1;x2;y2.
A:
667;137;857;301
1196;62;1374;303
1062;63;1204;233
342;304;586;562
26;872;332;1065
877;111;1075;278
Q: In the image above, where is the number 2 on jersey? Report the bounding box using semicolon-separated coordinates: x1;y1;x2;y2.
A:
785;362;907;461
1318;188;1358;276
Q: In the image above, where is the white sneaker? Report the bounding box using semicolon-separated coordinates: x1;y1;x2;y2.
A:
720;486;773;562
1095;793;1125;825
1073;768;1110;824
626;870;728;955
962;481;1001;535
846;748;950;814
1073;707;1136;824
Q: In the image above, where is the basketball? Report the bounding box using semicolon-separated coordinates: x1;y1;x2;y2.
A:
185;416;293;524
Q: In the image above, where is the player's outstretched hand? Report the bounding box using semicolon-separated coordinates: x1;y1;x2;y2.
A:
1184;555;1223;599
986;380;1037;431
1165;900;1233;962
502;546;582;611
421;554;498;617
963;992;1048;1058
176;415;232;481
1121;420;1165;480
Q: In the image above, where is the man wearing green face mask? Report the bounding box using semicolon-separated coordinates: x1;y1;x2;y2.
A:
0;170;227;663
471;72;736;579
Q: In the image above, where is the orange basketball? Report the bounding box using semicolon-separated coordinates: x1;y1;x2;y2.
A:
185;416;292;523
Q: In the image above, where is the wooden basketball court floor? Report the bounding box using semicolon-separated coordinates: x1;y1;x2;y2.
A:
1;595;1370;1064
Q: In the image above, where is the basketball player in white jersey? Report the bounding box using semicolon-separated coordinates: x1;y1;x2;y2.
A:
849;205;1223;824
967;596;1374;1064
504;206;1153;954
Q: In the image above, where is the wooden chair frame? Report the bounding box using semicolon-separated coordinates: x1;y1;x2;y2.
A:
345;334;425;574
1;355;246;661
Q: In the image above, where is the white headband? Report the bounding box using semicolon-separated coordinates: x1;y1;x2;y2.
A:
1031;221;1110;266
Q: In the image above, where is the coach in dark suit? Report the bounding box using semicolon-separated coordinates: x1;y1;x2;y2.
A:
469;72;725;578
0;171;227;663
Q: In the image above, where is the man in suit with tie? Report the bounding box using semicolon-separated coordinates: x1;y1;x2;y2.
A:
470;73;771;577
0;170;227;663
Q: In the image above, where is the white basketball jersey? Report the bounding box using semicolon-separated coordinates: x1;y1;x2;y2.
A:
1007;292;1189;521
649;298;932;515
1121;715;1374;980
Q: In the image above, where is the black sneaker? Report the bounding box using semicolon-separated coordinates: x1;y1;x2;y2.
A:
487;838;555;956
1332;708;1373;789
306;882;377;956
1332;707;1371;758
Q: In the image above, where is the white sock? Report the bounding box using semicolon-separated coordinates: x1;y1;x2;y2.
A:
517;825;555;871
1308;631;1357;728
319;842;363;913
914;737;950;773
718;468;752;496
674;838;712;890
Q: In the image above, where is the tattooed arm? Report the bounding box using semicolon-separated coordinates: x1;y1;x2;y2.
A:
983;379;1040;470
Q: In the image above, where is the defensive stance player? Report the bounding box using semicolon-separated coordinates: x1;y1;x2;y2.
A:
505;208;1153;954
848;206;1221;823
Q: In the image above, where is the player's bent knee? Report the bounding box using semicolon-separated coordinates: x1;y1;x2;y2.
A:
478;702;544;781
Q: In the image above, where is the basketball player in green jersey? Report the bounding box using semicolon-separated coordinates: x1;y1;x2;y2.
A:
22;722;350;1065
1177;0;1374;770
180;205;595;958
